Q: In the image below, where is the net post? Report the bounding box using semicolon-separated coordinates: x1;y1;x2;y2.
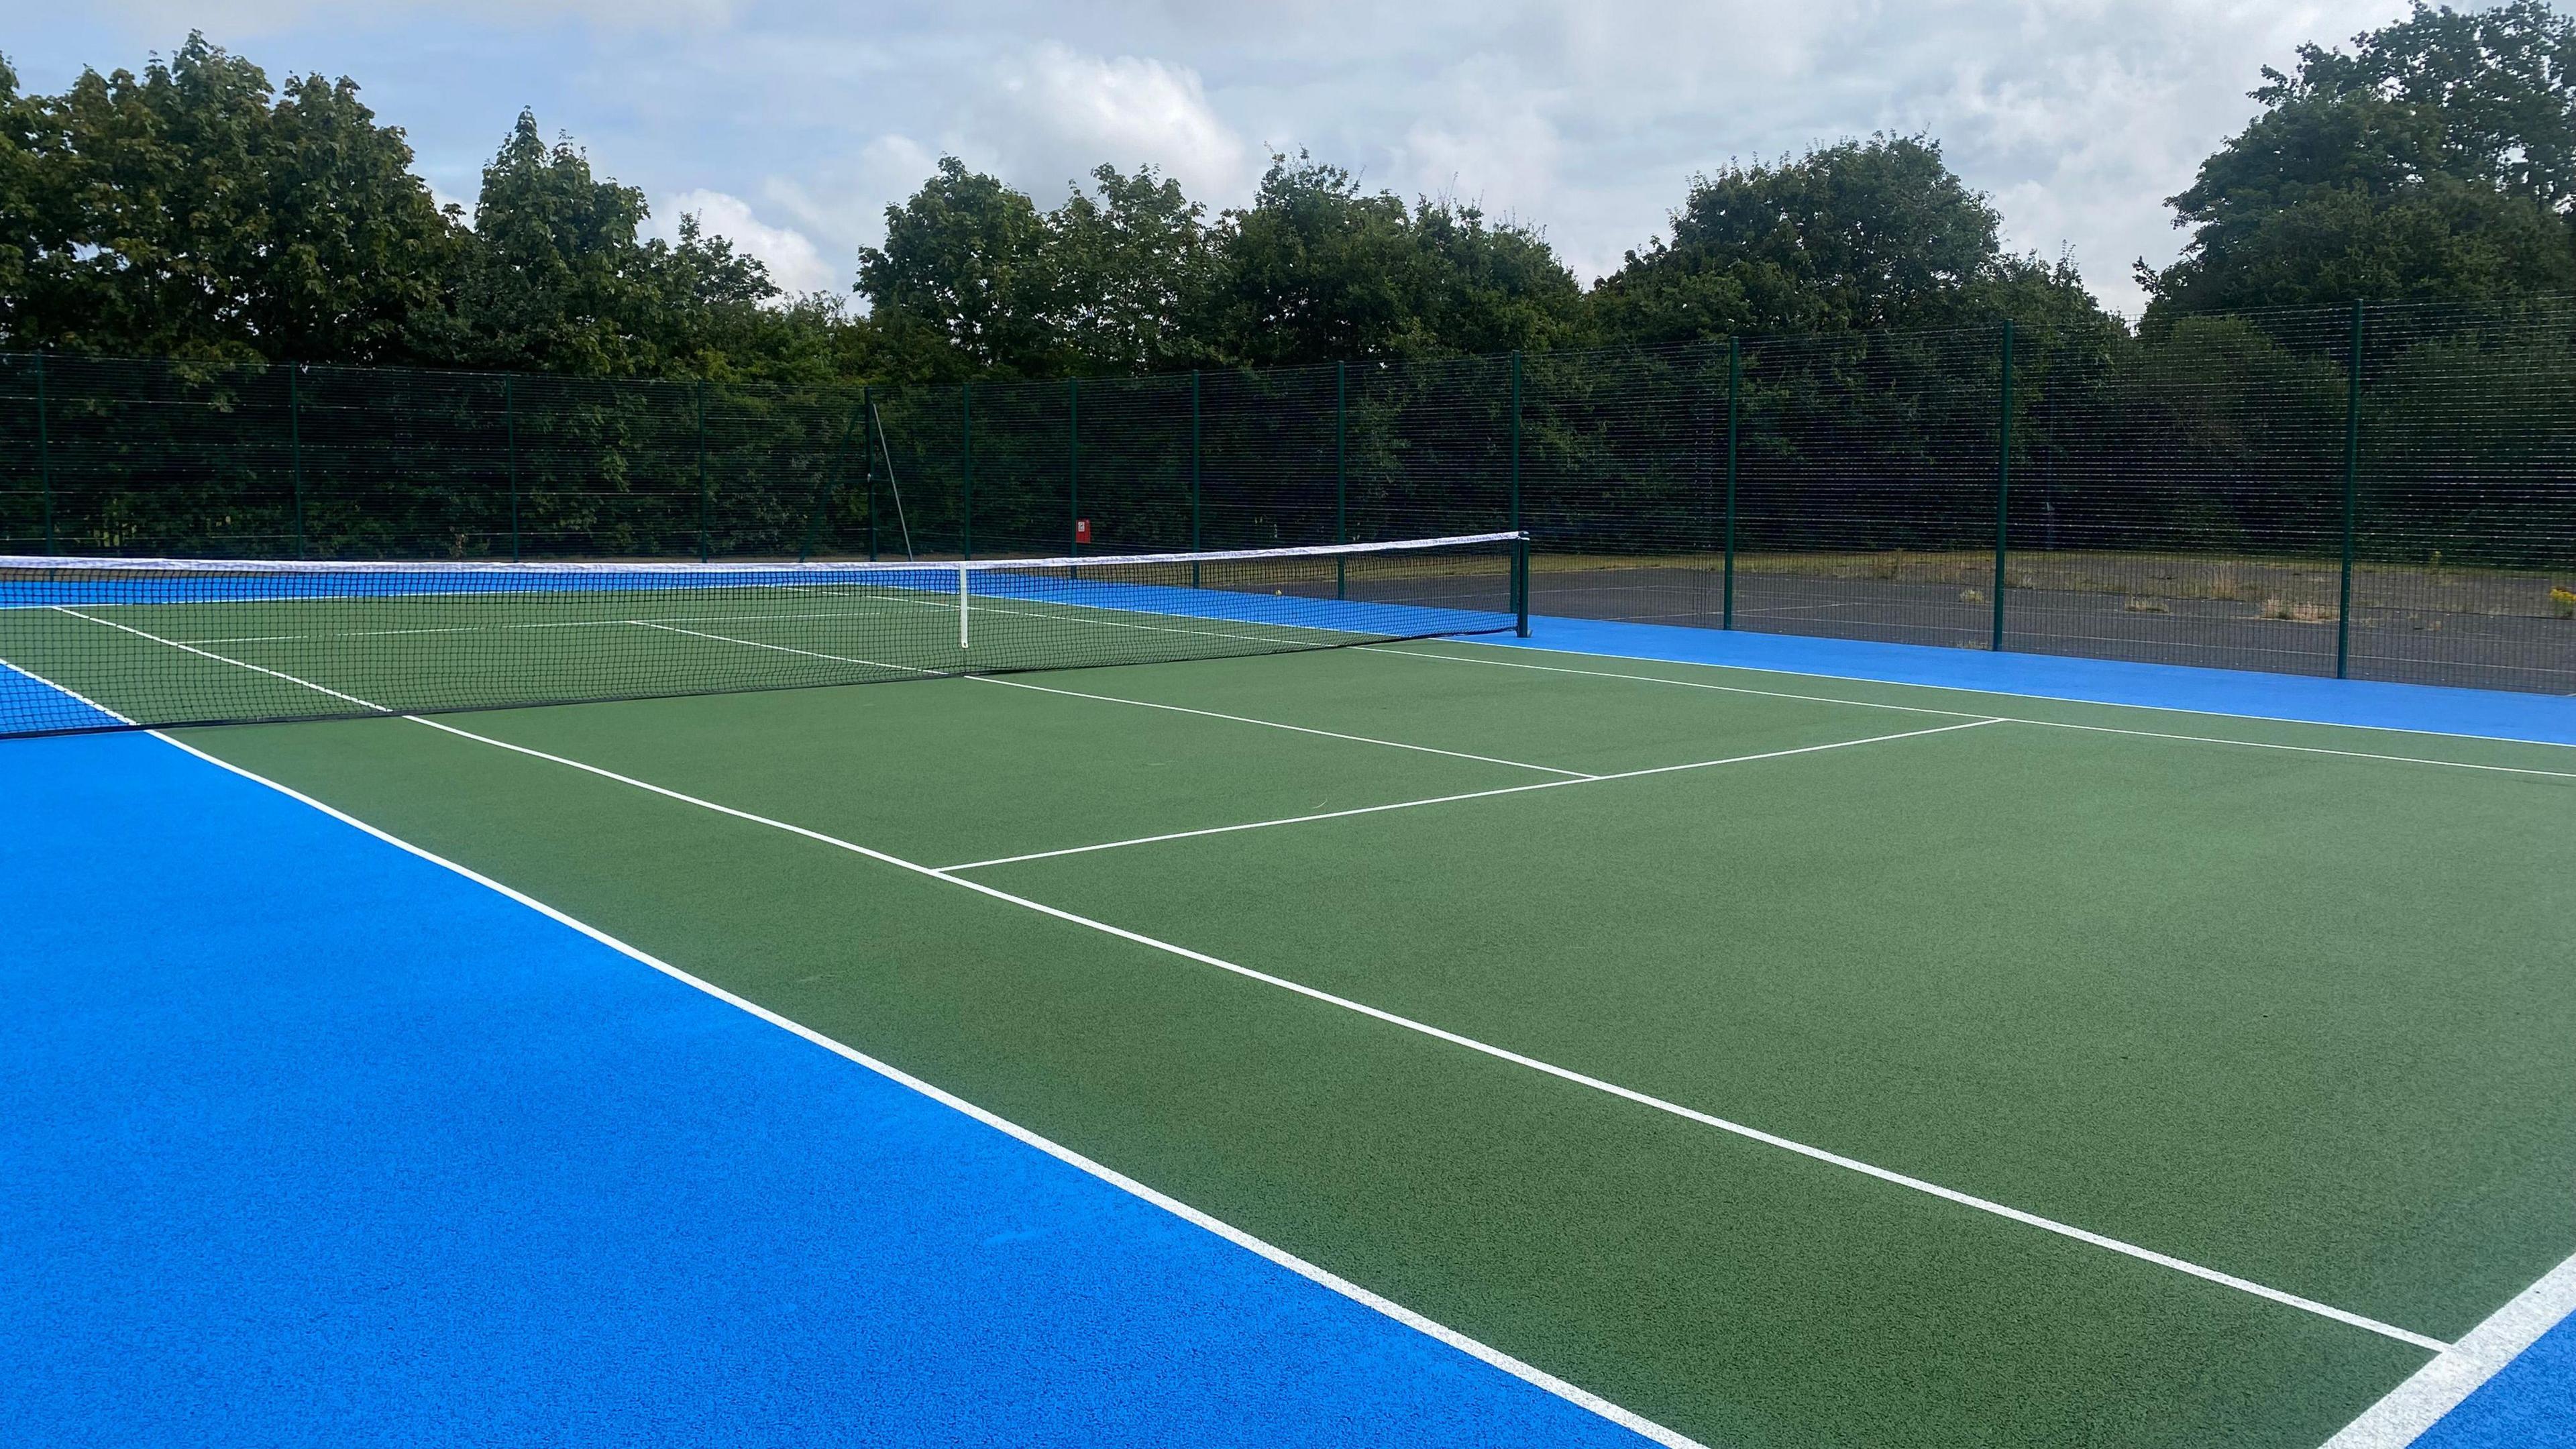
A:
288;364;307;559
1334;359;1348;599
503;374;521;562
2338;299;2363;680
34;350;53;555
1189;370;1202;586
695;380;712;562
1514;534;1531;639
1990;319;2013;653
961;381;974;560
959;561;971;650
863;384;879;561
1067;376;1081;557
1723;337;1739;629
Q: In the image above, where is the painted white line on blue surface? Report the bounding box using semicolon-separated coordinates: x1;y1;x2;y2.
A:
2322;1249;2576;1448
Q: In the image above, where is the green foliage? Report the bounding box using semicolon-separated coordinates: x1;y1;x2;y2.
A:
1592;136;2105;341
1193;153;1585;366
412;110;790;378
857;156;1059;377
2144;1;2576;322
6;34;456;362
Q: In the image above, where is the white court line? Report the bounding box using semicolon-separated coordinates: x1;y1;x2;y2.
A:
941;720;1997;871
56;607;390;712
25;603;2483;1354
640;621;1592;779
376;709;2444;1354
1370;647;2576;782
2322;1248;2576;1448
1397;637;2576;752
0;646;1703;1449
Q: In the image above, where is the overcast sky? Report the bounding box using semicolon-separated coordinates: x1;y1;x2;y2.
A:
19;1;2423;319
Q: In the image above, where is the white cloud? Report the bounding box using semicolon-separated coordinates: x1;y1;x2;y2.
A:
985;44;1253;204
657;189;836;294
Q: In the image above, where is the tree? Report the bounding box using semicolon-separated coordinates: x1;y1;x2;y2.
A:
1194;153;1584;367
416;110;784;376
1047;164;1211;374
2141;1;2576;320
6;34;455;360
0;58;37;342
1591;135;2098;341
856;157;1058;377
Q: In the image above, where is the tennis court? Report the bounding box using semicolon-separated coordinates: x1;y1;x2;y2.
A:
7;541;2574;1446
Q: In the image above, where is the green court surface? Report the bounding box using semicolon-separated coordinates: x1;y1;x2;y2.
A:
168;637;2575;1448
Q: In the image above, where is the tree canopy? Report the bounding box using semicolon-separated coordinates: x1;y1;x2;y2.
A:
2142;0;2576;321
17;10;2576;384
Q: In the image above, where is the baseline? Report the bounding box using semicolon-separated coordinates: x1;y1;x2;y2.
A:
2324;1249;2576;1448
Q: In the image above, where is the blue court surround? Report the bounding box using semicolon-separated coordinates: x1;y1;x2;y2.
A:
1508;615;2576;745
0;731;1651;1448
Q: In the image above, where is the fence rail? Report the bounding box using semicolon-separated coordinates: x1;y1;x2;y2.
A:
5;295;2573;694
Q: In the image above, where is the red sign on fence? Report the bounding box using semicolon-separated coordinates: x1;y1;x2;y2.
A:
1074;518;1092;545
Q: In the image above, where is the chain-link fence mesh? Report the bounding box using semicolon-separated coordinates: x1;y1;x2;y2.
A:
5;296;2573;692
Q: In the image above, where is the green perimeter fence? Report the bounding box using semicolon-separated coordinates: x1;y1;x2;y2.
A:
3;297;2573;694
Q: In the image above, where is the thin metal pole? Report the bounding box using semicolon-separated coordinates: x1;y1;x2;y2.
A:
695;381;711;562
1508;352;1522;536
1067;377;1081;557
1991;319;2014;653
34;352;53;555
288;366;306;558
1335;359;1348;599
961;382;974;560
863;384;879;561
503;375;520;561
1723;338;1739;629
1189;370;1202;586
2338;300;2363;679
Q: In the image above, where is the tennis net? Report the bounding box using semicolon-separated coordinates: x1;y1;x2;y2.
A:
0;533;1529;737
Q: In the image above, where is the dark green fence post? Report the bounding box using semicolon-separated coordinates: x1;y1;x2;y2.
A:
503;375;521;561
863;384;879;561
34;351;54;555
1189;370;1202;585
960;382;974;560
1067;377;1081;556
695;381;712;561
1990;319;2014;652
2338;300;2363;679
1723;337;1739;629
1508;350;1523;536
1334;359;1348;598
287;365;307;558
